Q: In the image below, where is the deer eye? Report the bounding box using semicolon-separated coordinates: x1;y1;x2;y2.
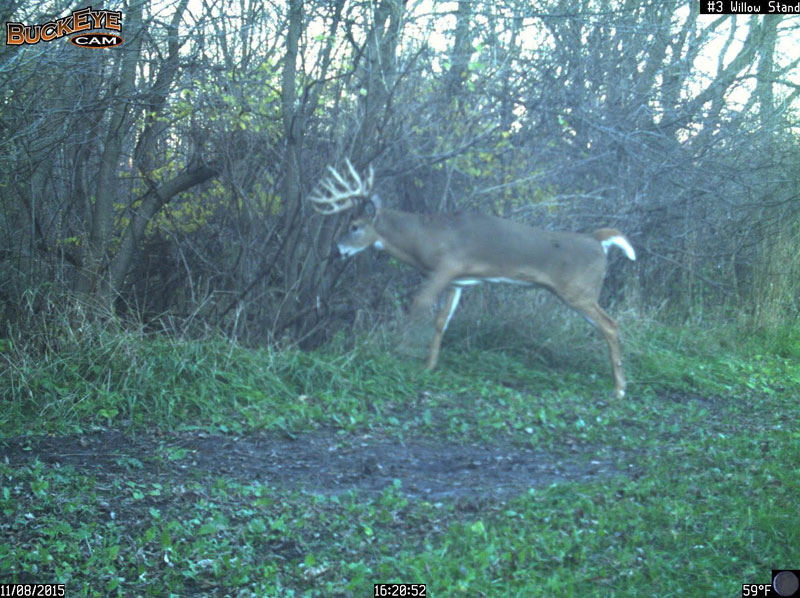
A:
350;223;359;232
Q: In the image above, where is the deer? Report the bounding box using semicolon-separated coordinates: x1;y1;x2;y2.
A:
309;160;637;398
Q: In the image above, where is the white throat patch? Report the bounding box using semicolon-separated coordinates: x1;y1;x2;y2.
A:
338;243;366;257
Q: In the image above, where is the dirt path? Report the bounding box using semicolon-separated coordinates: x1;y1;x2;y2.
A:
1;429;625;500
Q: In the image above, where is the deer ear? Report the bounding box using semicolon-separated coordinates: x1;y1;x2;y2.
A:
364;194;382;218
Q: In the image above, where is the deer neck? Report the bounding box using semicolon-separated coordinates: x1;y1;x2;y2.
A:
373;209;441;271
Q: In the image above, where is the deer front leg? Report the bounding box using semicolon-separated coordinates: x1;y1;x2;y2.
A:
412;266;459;315
426;286;462;370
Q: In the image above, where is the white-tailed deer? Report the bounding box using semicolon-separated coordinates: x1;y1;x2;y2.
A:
310;160;636;398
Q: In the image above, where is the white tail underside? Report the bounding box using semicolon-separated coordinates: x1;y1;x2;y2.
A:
601;236;636;261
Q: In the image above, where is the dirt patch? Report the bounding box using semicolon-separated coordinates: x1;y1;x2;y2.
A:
0;429;624;500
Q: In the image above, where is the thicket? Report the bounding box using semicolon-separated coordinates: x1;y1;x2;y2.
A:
1;1;798;351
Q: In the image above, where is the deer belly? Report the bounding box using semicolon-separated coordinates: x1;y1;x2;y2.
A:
453;277;534;287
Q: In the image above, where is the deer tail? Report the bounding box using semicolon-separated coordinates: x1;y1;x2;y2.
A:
593;228;636;261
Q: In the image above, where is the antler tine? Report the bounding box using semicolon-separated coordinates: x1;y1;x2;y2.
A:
325;164;352;190
308;159;373;215
308;194;351;215
344;159;364;194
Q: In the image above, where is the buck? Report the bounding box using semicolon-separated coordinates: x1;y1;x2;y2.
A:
310;160;637;398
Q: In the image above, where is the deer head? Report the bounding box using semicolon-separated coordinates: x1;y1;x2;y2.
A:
309;159;382;257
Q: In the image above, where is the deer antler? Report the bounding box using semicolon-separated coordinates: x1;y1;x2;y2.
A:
308;159;374;215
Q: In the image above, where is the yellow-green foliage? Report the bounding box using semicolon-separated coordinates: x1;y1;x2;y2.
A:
250;181;282;216
146;180;226;236
149;194;214;236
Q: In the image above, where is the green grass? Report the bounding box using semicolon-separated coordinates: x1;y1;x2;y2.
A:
1;319;799;596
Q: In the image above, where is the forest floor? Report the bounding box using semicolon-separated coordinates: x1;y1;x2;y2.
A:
1;423;627;503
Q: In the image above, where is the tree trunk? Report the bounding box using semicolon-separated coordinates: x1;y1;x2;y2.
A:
73;2;144;304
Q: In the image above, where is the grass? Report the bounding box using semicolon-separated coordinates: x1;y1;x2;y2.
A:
1;312;799;596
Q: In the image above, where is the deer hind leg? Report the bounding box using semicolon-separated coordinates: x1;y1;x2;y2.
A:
426;286;462;370
564;297;627;399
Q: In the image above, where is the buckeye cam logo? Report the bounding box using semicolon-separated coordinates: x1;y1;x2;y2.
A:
6;6;123;48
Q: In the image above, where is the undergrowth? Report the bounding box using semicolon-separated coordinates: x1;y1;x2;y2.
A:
1;294;798;436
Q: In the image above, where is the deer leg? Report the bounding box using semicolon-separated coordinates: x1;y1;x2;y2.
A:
412;266;459;314
564;298;627;399
426;286;462;370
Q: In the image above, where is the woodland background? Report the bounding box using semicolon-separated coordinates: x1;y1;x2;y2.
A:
1;0;798;347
